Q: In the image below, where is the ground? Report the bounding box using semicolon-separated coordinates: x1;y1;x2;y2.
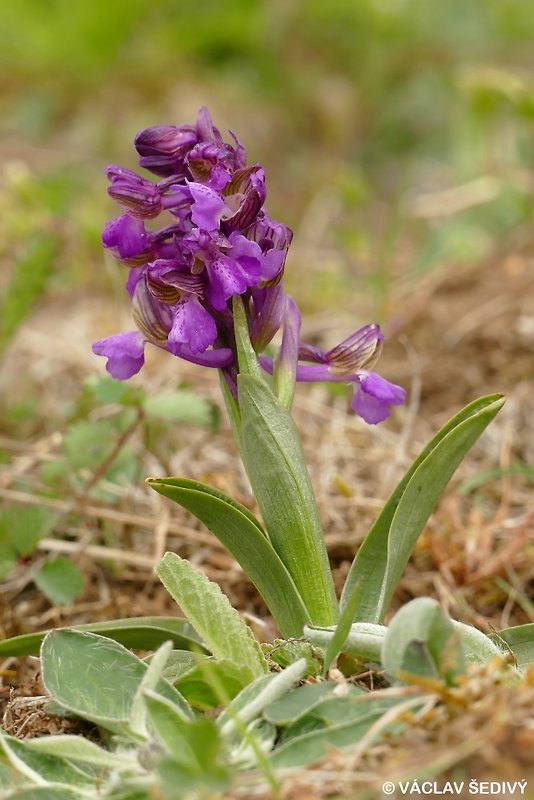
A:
0;236;532;796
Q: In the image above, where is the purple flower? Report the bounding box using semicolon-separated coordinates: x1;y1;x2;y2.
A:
94;107;403;427
260;321;405;424
106;166;163;219
94;107;292;380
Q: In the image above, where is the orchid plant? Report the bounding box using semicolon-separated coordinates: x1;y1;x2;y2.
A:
1;109;532;799
92;107;406;633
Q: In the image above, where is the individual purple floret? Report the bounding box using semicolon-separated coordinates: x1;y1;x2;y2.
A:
261;318;406;424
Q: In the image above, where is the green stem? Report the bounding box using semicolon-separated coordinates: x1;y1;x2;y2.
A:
305;621;505;665
230;296;338;627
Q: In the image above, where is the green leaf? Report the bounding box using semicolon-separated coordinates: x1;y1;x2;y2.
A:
41;630;192;732
0;733;94;786
219;371;242;447
146;691;229;787
158;650;200;682
129;641;176;737
218;659;308;739
22;736;135;770
382;598;466;685
270;693;415;768
237;372;338;627
490;624;534;670
0;505;53;557
62;419;117;471
263;638;322;675
174;658;251;709
232;294;263;380
143;390;217;428
322;577;362;675
0;555;17;581
0;616;208;657
156;552;267;682
342;395;504;623
147;477;309;638
85;374;145;407
32;558;84;605
0;758;15;790
263;682;334;725
304;622;385;663
144;691;203;769
453;621;503;664
1;788;89;800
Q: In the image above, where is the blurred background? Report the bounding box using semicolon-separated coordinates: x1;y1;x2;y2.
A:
0;0;532;627
2;0;533;310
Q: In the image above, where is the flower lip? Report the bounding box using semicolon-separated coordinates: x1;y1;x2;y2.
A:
92;331;146;380
352;371;406;424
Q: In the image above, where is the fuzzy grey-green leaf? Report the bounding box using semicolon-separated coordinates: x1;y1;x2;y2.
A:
156;552;267;681
41;630;191;731
382;598;466;684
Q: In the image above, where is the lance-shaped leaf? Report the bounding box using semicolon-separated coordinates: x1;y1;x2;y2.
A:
322;577;362;675
0;616;207;658
341;394;504;623
20;736;136;770
269;693;420;769
156;552;267;682
147;478;309;638
237;373;338;627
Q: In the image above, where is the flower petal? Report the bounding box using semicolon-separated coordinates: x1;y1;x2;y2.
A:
168;295;217;354
206;254;249;310
92;331;146;380
188;182;226;230
102;215;149;261
352;371;406;424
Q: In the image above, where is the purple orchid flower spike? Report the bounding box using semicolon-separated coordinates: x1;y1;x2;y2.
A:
94;107;292;385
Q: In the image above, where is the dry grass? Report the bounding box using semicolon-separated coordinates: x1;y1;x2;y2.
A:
0;234;533;794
